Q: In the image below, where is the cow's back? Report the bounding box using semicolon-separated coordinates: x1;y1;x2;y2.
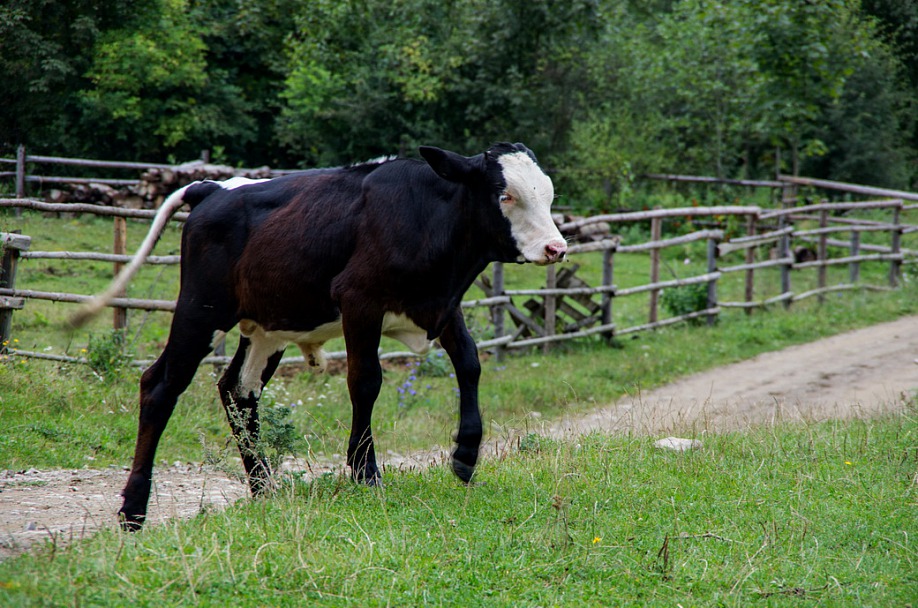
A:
230;168;371;330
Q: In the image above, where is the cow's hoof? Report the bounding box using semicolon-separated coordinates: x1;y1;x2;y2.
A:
118;511;145;532
352;468;382;487
249;474;277;497
451;457;476;483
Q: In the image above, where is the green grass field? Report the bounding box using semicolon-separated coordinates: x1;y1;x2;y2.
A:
1;414;915;606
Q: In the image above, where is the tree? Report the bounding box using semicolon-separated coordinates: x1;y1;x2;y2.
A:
78;0;256;161
187;0;298;166
805;20;915;187
277;0;602;166
0;0;146;155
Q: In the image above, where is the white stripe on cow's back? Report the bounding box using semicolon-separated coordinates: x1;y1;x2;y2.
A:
215;176;271;190
234;313;432;399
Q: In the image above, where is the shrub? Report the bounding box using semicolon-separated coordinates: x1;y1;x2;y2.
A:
86;330;132;381
661;282;710;324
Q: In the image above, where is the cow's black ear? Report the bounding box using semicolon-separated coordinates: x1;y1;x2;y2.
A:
513;142;539;164
419;146;473;182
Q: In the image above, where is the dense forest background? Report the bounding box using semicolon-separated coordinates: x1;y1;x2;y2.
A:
2;0;917;209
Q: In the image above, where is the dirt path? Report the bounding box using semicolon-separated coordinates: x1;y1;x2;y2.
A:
2;315;916;561
547;314;918;439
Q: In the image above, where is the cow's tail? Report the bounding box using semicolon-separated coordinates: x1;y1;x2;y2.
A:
68;182;207;329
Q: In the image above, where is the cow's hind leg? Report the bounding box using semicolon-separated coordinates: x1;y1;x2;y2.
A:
217;335;284;496
119;327;216;530
438;310;483;483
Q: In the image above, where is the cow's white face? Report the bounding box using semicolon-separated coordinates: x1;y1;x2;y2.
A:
497;152;567;265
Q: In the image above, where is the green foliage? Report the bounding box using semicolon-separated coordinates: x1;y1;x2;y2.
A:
2;0;917;188
277;0;602;165
661;282;710;323
257;404;299;472
416;350;452;378
78;0;257;160
0;0;148;153
86;329;132;381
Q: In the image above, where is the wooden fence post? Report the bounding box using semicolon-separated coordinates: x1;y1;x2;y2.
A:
849;230;860;284
543;264;557;354
1;231;31;352
113;217;128;330
779;183;796;308
890;206;902;287
649;215;662;324
817;208;828;303
491;262;505;361
706;236;718;326
743;215;756;314
15;145;25;219
601;247;614;341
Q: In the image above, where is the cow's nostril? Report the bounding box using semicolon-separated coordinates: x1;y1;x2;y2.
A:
545;241;567;262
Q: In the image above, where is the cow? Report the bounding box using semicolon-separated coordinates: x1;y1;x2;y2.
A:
70;143;567;530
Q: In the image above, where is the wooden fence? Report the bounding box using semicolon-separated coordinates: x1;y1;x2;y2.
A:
1;156;916;367
0;146;286;194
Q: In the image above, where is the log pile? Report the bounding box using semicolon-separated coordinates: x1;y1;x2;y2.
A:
44;161;274;210
557;213;612;242
47;183;135;207
137;161;272;208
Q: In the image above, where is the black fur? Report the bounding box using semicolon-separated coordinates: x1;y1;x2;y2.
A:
117;144;542;529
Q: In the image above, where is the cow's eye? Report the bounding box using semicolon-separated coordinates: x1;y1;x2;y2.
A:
499;193;513;204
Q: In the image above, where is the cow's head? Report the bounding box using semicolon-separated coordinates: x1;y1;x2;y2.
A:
420;143;567;265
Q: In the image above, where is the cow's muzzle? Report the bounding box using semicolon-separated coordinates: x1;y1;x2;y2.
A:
543;240;567;264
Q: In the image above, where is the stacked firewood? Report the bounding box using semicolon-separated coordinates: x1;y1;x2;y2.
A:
137;161;272;208
47;183;129;206
44;161;274;210
557;213;612;242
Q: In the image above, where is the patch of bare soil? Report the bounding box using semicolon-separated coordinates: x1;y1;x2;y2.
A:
0;465;247;562
2;315;915;561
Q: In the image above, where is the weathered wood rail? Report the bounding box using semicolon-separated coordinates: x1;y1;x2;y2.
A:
2;170;916;366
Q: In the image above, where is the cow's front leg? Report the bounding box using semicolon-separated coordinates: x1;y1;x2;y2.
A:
438;309;482;483
342;312;384;485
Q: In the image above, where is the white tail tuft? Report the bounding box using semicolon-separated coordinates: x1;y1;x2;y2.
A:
68;184;195;329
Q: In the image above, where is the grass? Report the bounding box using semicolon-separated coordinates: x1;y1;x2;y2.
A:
0;412;915;606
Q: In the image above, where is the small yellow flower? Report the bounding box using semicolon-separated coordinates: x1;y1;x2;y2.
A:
845;461;853;465
592;537;602;544
12;339;18;343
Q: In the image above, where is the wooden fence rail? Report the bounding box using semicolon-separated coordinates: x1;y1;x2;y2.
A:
2;171;917;366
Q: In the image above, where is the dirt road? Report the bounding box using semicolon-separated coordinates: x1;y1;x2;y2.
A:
2;315;915;561
548;314;917;438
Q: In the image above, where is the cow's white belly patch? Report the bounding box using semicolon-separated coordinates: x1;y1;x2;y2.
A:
234;313;432;398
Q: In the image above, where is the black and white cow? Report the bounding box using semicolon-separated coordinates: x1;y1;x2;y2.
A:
72;143;567;529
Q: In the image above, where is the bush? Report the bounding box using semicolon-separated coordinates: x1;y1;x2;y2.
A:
86;330;132;381
661;282;710;324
